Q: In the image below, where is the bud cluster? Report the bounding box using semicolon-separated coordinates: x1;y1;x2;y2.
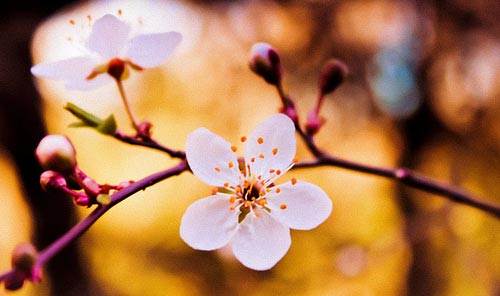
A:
248;43;348;136
35;135;106;207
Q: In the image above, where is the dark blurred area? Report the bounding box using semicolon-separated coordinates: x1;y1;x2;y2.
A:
0;0;95;295
1;0;500;295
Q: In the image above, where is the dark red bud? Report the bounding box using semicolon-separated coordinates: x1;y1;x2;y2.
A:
319;59;348;95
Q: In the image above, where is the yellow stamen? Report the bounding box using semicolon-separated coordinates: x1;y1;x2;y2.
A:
245;201;252;207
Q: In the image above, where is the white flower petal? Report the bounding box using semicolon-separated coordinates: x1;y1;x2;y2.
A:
126;32;182;68
267;181;332;230
64;75;112;90
180;193;239;251
86;14;130;59
231;212;291;270
244;114;296;178
31;56;97;81
186;127;240;187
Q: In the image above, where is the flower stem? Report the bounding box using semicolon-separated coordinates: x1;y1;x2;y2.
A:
114;79;140;134
113;130;186;159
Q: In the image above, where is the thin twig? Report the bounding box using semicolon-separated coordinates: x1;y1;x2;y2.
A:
113;130;186;159
294;156;500;219
0;160;189;284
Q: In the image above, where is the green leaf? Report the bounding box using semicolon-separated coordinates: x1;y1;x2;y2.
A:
64;102;117;135
97;114;117;135
64;102;103;127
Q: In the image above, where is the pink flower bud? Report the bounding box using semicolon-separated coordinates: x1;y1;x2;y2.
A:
305;110;324;135
319;59;348;96
36;135;77;174
248;42;282;85
4;271;25;291
39;170;67;191
11;243;38;277
4;243;41;290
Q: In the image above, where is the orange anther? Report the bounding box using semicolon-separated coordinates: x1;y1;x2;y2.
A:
276;188;281;193
293;157;299;163
276;169;281;175
291;178;297;185
280;204;287;210
228;161;234;168
214;166;221;172
245;201;252;207
272;148;278;155
241;136;247;142
69;19;76;25
257;137;264;144
229;196;236;203
224;182;229;187
211;188;218;195
231;145;238;152
259;153;265;159
118;9;123;15
251;157;255;162
269;169;275;173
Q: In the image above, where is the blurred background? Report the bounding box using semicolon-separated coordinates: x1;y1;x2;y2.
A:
1;0;500;295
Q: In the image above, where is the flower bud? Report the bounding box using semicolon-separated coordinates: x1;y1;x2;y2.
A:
40;170;67;191
4;271;25;291
11;243;38;276
319;59;348;96
305;110;324;135
36;135;77;175
249;42;282;85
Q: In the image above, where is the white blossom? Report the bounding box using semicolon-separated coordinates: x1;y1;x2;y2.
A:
181;114;332;270
31;14;181;90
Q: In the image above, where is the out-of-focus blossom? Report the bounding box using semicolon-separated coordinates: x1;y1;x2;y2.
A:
31;14;181;90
